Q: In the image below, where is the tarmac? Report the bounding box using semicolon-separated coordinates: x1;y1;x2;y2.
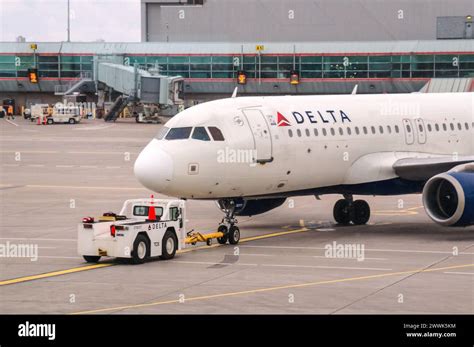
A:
0;117;473;314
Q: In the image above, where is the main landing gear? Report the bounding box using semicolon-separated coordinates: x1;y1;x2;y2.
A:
216;199;241;245
333;194;371;225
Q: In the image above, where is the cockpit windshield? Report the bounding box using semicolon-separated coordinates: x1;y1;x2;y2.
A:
155;126;224;141
165;127;193;140
191;127;211;141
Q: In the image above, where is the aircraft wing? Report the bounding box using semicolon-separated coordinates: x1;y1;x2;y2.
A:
393;156;474;181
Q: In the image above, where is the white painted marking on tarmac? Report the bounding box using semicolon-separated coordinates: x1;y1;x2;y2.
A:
312;255;388;261
173;260;390;271
24;184;144;190
73;124;116;131
67;151;137;155
2;164;19;167
105;166;121;169
38;256;82;259
240;245;474;255
0;237;76;242
79;165;98;169
316;228;335;232
27;164;45;167
173;260;258;267
4;119;19;126
262;264;392;271
56;165;74;168
0;150;59;154
444;271;474;276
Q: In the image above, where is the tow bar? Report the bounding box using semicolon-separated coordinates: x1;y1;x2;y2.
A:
185;230;226;246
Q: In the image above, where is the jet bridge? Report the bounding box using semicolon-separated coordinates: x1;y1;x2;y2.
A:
55;58;184;121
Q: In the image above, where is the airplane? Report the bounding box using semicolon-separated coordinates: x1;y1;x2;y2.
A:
134;92;474;244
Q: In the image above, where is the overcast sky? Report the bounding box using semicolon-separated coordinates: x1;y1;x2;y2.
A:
0;0;141;42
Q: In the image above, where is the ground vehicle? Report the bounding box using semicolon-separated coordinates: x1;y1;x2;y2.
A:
47;105;81;124
134;104;161;124
78;198;187;264
29;104;50;122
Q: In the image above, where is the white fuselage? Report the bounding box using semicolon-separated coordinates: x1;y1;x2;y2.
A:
134;93;474;199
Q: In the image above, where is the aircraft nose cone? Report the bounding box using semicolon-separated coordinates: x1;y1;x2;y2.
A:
134;140;174;193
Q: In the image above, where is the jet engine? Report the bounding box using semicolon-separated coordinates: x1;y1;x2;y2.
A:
422;164;474;227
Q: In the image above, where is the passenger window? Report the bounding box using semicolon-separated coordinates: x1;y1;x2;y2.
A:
305;129;310;137
395;125;399;133
155;127;170;140
322;128;327;136
442;124;447;131
347;127;352;135
192;127;210;141
208;127;225;141
427;124;432;132
450;123;454;131
297;129;302;137
355;127;360;135
339;127;343;135
165;127;192;140
288;129;293;137
363;126;368;135
379;126;384;134
330;128;335;136
465;122;469;130
314;128;319;136
457;123;462;130
387;125;391;134
371;126;376;134
435;124;440;131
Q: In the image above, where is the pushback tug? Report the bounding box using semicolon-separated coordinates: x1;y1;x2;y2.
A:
78;196;240;264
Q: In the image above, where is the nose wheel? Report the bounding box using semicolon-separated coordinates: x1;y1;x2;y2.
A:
333;195;370;225
217;199;241;245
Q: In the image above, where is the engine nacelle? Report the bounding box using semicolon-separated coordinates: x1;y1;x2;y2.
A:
422;168;474;227
217;198;286;217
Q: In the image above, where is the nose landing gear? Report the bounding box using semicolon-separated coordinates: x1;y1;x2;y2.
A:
333;194;371;225
217;199;241;245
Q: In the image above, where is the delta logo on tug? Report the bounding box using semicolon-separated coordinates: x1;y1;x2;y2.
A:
276;109;352;126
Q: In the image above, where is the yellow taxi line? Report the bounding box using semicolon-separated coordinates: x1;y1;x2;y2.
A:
71;262;474;314
0;263;112;286
0;228;309;285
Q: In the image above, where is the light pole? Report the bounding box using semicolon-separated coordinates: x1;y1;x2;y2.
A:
67;0;71;42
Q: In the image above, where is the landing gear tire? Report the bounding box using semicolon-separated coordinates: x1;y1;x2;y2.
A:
68;118;76;124
131;234;149;264
83;255;100;263
217;225;228;244
160;230;178;260
47;118;54;125
228;226;240;245
333;199;351;225
351;200;371;225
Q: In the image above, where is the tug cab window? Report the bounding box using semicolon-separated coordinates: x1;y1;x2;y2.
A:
165;127;192;140
208;127;225;141
191;127;211;141
133;206;164;218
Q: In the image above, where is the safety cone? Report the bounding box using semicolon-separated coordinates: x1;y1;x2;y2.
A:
37;117;41;125
148;194;157;220
43;116;47;125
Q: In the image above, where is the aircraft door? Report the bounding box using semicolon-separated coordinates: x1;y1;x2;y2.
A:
414;118;427;144
402;119;415;145
242;109;273;163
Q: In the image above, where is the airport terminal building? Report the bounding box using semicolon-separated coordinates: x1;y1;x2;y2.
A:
1;0;473;112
